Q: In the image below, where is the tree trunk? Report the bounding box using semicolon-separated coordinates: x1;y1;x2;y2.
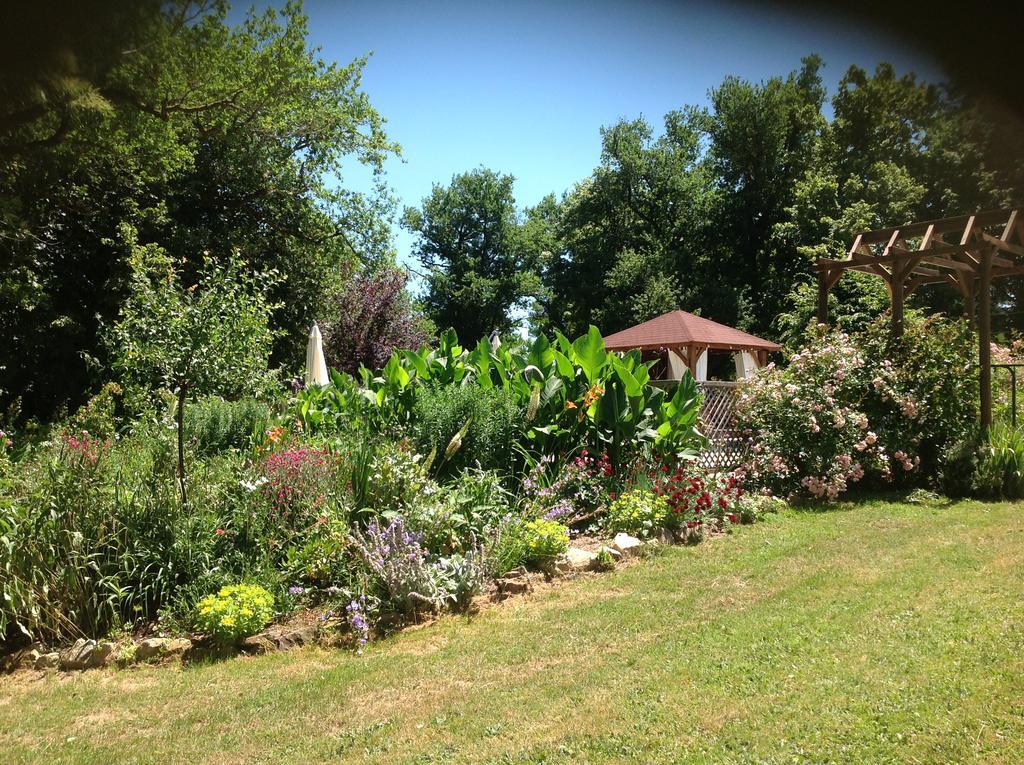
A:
177;386;188;508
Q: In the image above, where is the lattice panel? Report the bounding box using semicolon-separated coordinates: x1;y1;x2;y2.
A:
696;382;747;470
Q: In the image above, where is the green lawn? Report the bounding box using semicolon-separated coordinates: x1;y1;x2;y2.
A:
3;500;1023;764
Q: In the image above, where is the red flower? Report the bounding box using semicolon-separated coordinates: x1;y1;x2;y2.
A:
728;513;738;523
215;528;225;536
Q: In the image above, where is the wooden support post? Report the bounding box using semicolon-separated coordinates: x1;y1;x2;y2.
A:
979;246;994;432
817;269;829;324
889;263;905;338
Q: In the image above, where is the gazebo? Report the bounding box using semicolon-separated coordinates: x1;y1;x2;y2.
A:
603;310;781;382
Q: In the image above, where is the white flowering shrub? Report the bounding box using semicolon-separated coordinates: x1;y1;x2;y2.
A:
737;314;976;499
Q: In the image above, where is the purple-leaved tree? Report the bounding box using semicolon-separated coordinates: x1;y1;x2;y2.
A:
319;265;432;374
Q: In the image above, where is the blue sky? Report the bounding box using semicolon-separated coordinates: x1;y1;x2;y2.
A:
291;0;943;267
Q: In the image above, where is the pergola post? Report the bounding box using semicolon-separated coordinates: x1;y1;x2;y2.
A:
889;264;905;338
817;269;829;324
978;246;994;431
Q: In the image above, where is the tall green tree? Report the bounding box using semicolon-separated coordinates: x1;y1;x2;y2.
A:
537;56;1023;343
108;243;279;506
1;0;398;420
403;168;532;341
775;62;1024;340
539;113;718;337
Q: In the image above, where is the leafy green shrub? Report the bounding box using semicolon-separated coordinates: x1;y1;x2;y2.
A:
433;551;486;611
522;519;569;563
593;547;617;572
1;429;185;642
283;518;352;587
974;423;1024;499
414;385;521;476
350;517;484;616
483;517;529;577
604;489;669;537
937;425;983;498
288;325;703;472
185;397;271;454
734;493;785;523
66;382;122;440
0;422;308;643
737;314;977;499
403;469;513;554
352;440;432;513
194;584;275;642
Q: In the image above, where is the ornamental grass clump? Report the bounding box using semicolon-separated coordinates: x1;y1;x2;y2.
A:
194;584;274;643
604;489;670;538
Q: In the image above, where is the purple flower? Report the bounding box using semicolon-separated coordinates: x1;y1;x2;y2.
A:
288;586;305;596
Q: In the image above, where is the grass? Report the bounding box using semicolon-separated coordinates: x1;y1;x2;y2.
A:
3;499;1024;764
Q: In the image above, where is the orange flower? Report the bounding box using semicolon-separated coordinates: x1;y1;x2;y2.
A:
565;400;578;410
582;384;605;408
266;426;286;444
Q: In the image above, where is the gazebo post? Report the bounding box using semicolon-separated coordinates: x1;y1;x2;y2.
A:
978;246;994;431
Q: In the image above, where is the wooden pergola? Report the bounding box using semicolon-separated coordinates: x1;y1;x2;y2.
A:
816;207;1024;428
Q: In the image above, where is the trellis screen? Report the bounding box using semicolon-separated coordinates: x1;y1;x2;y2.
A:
696;381;747;470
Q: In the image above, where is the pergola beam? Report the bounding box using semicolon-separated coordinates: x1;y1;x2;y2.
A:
855;208;1015;245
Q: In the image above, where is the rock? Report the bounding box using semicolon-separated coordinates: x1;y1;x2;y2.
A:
496;567;533;596
497;577;531;595
654;527;675;545
272;627;316;651
59;639;115;670
241;634;275;654
134;637;191;662
93;641;116;667
241;626;318;654
549;554;573;576
59;639;96;671
34;652;59;670
565;546;598;571
611;532;643;557
165;638;192;656
11;648;42;671
135;638;171;661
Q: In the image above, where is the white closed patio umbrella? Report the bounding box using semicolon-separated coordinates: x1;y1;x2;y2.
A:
305;323;330;387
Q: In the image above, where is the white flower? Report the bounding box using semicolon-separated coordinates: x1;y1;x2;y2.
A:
240;476;269;492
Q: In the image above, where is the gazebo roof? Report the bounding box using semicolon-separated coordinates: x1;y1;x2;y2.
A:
603;310;781;353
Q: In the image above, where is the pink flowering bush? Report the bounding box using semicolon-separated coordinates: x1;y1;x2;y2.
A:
61;430;113;468
259;444;339;527
737;314;976;499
